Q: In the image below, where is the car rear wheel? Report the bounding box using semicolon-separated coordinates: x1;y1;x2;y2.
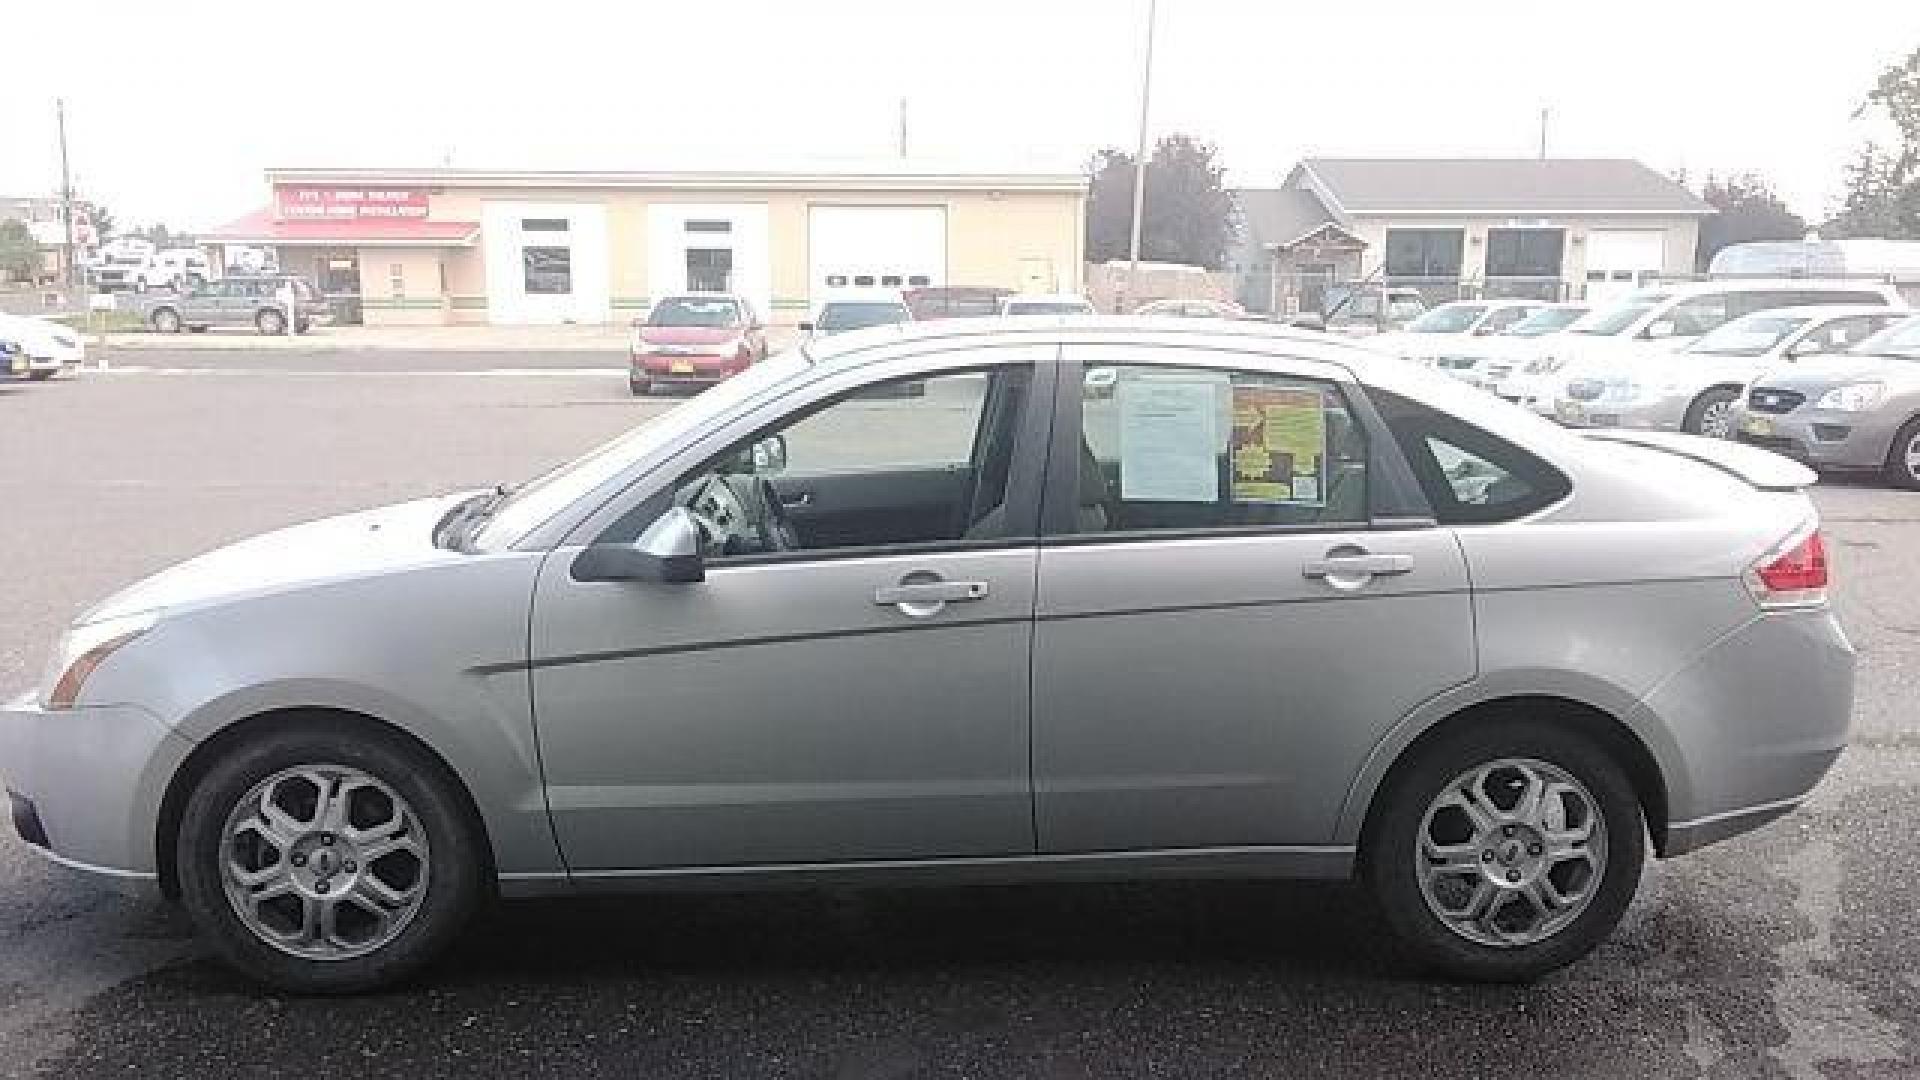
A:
27;370;55;381
150;308;182;334
1364;720;1644;982
175;723;484;994
1683;387;1740;438
1883;416;1920;490
256;308;287;336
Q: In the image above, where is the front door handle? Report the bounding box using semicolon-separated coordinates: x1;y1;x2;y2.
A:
874;580;990;607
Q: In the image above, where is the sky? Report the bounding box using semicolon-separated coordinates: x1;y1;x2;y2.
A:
4;0;1918;232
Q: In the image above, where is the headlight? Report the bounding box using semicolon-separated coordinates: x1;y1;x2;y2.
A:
41;610;159;709
1814;382;1886;411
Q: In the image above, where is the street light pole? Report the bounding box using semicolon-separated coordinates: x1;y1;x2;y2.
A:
1124;0;1157;312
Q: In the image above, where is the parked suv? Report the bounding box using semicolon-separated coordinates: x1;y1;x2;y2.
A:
143;275;330;335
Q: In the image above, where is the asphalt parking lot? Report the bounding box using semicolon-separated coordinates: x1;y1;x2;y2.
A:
2;349;1919;1079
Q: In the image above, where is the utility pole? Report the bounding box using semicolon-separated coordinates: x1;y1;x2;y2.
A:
1125;0;1157;311
897;98;908;158
57;98;78;309
1538;106;1549;160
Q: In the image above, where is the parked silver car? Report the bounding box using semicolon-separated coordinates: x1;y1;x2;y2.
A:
143;275;330;336
1;320;1852;992
1732;314;1920;486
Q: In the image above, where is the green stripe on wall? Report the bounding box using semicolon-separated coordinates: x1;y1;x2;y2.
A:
448;296;488;310
361;298;447;310
611;296;652;309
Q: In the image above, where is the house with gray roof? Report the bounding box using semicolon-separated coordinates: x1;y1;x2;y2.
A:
1230;158;1714;316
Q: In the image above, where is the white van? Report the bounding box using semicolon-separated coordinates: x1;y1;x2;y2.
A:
136;248;214;292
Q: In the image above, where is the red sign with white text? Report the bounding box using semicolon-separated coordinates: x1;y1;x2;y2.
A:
274;186;430;220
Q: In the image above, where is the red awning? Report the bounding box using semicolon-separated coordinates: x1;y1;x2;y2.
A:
206;208;479;247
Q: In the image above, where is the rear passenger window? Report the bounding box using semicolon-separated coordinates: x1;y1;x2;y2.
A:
1067;364;1369;535
1371;390;1570;525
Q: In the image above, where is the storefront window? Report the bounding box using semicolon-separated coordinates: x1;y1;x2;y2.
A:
524;247;572;295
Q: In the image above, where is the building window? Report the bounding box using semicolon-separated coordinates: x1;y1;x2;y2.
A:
1383;229;1465;279
686;248;732;292
826;275;848;288
907;274;931;287
389;263;405;300
521;217;569;233
685;219;732;234
1486;229;1566;279
854;274;875;287
523;247;572;294
881;274;903;287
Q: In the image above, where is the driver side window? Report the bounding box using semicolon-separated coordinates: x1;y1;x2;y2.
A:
668;368;1032;561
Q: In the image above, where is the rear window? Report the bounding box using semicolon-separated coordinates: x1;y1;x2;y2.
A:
816;302;909;334
1370;390;1570;524
648;297;740;328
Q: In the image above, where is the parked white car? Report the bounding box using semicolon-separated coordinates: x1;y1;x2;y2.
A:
1433;303;1592;392
136;248;213;292
1516;279;1907;419
1368;300;1542;374
1554;305;1910;437
0;312;85;380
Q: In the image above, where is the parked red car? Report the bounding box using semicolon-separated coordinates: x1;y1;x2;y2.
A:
629;294;768;395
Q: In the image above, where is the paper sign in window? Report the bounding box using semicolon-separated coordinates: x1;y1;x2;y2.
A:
1117;379;1220;503
1231;385;1327;505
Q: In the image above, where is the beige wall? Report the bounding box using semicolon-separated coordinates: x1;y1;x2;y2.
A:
386;182;1084;325
1345;215;1701;292
357;247;448;325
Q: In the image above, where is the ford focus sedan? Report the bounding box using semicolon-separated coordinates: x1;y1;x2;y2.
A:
1;320;1852;993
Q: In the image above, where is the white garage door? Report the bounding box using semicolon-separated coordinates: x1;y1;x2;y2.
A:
1584;230;1665;305
481;202;610;325
807;205;946;307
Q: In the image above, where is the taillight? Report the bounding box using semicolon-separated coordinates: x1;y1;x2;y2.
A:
1745;526;1828;609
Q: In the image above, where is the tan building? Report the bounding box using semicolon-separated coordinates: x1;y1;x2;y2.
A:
1231;158;1714;316
206;165;1087;326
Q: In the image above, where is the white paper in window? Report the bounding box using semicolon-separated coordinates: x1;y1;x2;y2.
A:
1117;377;1220;503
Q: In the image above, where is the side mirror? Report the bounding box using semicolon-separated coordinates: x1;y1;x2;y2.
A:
798;321;815;333
570;507;705;583
1644;319;1678;339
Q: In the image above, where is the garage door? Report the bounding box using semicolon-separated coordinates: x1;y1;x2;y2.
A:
807;206;946;307
1584;230;1665;305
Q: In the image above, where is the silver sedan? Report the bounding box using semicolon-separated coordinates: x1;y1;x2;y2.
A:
1732;314;1920;487
1;319;1853;992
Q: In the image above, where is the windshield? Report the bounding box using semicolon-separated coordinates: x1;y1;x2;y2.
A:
1504;308;1587;336
1406;304;1487;333
1573;303;1655;336
1852;316;1920;360
1688;314;1810;357
817;302;909;334
647;297;740;328
471;350;810;549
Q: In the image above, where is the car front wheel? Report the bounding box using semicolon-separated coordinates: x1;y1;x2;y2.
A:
151;308;182;334
256;308;287;336
1883;416;1920;490
1683;387;1740;438
175;722;484;993
1364;720;1644;982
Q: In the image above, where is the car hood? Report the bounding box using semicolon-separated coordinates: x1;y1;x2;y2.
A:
84;492;478;623
1752;354;1920;393
0;314;73;352
638;325;739;346
1557;335;1695;379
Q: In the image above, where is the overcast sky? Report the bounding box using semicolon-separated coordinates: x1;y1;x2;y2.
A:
4;0;1917;232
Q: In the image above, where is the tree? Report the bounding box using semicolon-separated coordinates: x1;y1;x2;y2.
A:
136;223;195;249
1827;45;1920;239
1695;173;1805;269
1084;134;1236;270
0;219;40;283
87;201;116;244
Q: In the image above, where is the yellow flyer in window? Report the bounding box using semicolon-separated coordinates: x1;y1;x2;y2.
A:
1231;385;1326;505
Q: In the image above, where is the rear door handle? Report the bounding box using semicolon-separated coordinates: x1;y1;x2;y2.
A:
779;491;813;510
1302;551;1415;583
874;580;990;606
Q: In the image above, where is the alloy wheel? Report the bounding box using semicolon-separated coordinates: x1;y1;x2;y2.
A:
1698;400;1734;439
219;764;431;961
1414;757;1607;948
1905;433;1920;484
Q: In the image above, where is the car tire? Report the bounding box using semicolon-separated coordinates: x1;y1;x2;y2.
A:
151;308;182;334
1882;416;1920;490
1682;387;1740;438
1363;719;1644;983
175;721;485;994
27;370;55;381
256;308;287;336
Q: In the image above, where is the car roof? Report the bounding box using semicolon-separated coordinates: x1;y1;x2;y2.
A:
1654;278;1898;296
1003;293;1093;305
1720;303;1906;320
817;290;907;306
804;314;1380;371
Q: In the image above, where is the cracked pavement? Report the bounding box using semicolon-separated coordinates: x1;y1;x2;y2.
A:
2;353;1918;1078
